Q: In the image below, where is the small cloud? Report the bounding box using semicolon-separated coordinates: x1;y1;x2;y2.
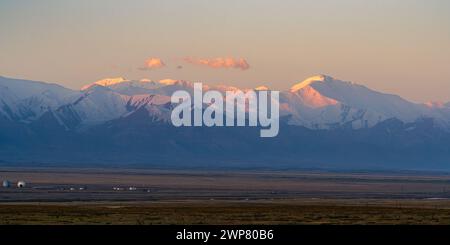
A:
139;57;166;70
183;57;250;70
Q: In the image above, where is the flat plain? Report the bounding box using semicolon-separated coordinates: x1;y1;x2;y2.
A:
1;167;450;224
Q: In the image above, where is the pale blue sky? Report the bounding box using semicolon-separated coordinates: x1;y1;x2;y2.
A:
1;0;450;102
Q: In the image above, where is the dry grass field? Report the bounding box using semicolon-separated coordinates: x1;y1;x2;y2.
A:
1;201;450;225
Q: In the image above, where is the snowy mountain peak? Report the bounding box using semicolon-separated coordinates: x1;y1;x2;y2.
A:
157;79;198;91
158;79;178;85
158;79;194;88
82;84;113;93
254;86;269;91
81;77;129;91
289;75;331;92
424;101;446;109
95;77;128;86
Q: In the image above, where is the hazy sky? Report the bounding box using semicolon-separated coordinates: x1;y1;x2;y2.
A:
1;0;450;102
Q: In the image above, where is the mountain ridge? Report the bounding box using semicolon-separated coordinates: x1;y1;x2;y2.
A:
2;74;450;170
1;74;450;130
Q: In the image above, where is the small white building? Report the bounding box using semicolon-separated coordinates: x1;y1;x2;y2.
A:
17;181;26;188
2;180;11;188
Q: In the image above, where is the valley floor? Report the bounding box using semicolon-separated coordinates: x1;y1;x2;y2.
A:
1;167;450;224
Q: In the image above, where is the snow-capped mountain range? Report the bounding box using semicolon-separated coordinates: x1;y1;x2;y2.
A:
3;74;450;170
1;75;449;130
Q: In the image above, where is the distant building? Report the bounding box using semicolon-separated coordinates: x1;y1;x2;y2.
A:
2;180;11;188
17;181;26;188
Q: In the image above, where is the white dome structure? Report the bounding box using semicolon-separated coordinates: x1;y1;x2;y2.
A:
17;181;26;188
2;180;11;188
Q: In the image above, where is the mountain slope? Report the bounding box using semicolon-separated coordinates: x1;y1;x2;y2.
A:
280;75;450;129
0;76;78;121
